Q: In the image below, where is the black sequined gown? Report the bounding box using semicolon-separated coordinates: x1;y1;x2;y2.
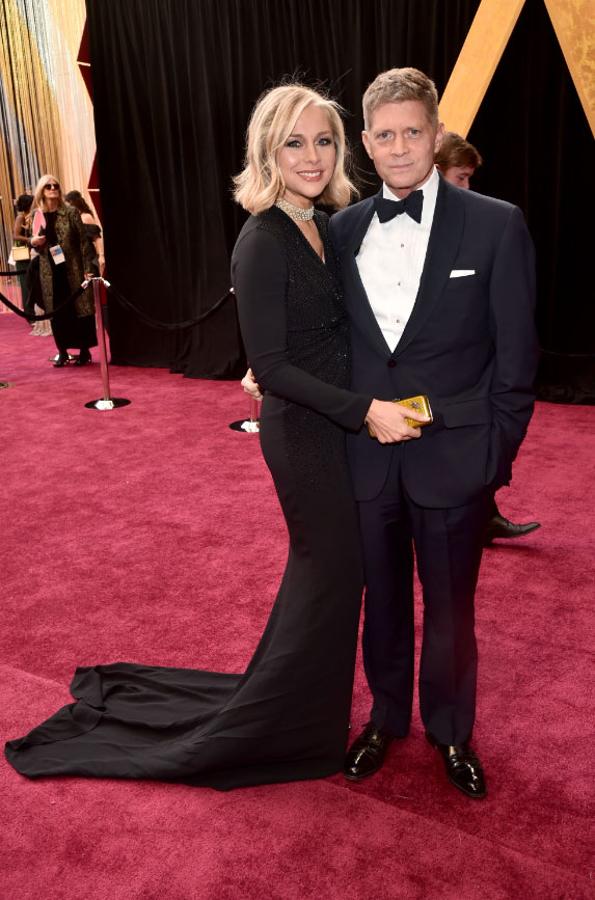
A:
5;207;372;790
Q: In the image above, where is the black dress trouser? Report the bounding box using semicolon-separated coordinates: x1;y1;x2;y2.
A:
357;446;491;746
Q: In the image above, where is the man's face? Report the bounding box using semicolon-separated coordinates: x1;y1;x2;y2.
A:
442;165;475;190
362;100;443;198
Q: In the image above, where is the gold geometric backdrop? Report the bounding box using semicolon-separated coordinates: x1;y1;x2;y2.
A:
0;0;95;269
439;0;595;138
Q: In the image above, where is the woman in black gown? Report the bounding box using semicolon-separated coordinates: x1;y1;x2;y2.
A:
5;85;405;790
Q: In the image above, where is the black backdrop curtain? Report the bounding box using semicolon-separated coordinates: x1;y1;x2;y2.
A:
86;0;594;398
85;0;480;378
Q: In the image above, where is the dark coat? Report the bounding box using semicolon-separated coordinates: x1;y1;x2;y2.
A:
329;176;539;508
38;205;95;317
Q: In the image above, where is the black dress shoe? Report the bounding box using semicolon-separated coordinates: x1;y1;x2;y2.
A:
52;352;70;368
426;733;486;799
75;349;92;366
344;722;394;781
484;514;541;545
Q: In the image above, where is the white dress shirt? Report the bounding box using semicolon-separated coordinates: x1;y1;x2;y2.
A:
356;166;439;352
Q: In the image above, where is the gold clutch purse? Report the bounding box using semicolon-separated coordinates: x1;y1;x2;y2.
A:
398;395;433;428
367;395;433;438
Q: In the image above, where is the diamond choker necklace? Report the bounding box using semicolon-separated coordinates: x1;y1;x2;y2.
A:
275;196;315;221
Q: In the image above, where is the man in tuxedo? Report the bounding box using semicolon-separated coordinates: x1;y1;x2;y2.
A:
333;68;538;798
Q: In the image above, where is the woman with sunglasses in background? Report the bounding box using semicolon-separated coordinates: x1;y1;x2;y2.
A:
31;175;96;367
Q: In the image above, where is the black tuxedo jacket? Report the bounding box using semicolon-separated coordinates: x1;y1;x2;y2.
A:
329;177;539;508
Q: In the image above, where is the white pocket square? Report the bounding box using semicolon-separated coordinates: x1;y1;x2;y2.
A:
450;269;475;278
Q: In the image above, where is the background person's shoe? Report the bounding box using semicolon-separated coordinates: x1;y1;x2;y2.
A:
52;352;69;368
484;514;541;545
426;732;486;798
344;722;394;781
75;349;92;366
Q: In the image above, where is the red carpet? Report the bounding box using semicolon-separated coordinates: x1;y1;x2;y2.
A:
0;313;592;899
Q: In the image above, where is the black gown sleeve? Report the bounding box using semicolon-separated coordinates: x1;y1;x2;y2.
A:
232;224;372;432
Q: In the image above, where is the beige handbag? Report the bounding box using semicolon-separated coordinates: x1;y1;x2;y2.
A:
12;244;30;261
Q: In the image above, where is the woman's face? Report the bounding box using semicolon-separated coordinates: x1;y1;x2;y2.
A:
43;180;61;202
277;104;336;208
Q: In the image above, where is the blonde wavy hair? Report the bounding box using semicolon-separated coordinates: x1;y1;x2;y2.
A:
33;174;64;211
233;84;356;214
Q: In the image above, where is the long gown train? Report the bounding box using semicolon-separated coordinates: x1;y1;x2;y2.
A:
5;207;370;790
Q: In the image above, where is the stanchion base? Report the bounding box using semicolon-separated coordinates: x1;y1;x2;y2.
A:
229;419;260;433
85;397;131;411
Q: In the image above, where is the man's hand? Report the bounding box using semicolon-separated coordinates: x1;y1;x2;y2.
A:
241;367;263;401
365;399;430;444
30;236;46;248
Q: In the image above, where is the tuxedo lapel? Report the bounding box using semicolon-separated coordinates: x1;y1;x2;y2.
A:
340;194;392;357
394;178;465;357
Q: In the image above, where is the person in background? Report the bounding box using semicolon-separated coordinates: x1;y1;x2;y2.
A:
12;193;34;316
30;175;96;367
64;190;105;277
12;193;51;337
434;131;482;189
435;132;541;545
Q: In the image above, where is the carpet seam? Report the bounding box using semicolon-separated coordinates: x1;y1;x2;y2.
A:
318;777;591;884
0;664;67;689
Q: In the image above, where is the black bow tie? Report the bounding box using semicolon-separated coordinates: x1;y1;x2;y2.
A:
374;190;424;224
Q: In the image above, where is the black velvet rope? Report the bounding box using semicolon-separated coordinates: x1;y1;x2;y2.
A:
0;272;234;329
105;284;235;330
0;284;85;320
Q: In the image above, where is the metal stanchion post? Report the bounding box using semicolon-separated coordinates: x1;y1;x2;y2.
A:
84;277;131;411
229;394;261;433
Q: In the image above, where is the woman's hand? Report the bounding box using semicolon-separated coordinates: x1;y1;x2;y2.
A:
365;399;430;444
241;367;263;401
30;235;46;248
